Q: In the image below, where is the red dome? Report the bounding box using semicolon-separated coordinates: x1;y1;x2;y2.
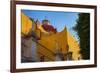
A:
42;24;57;33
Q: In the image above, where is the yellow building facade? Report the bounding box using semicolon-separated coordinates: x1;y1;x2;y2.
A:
21;12;33;35
37;26;81;61
21;12;81;62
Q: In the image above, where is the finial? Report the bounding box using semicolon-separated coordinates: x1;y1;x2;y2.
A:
45;16;47;20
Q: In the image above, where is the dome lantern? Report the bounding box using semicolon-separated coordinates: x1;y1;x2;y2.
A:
42;19;50;25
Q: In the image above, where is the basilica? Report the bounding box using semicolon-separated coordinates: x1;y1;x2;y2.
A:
21;12;81;62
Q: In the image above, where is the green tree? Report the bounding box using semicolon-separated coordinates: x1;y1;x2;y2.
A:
74;13;90;59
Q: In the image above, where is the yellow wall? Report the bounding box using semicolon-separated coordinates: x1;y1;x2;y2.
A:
21;12;32;34
67;30;80;60
37;26;81;61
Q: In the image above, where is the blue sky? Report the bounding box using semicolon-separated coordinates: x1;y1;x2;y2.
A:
22;10;79;42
